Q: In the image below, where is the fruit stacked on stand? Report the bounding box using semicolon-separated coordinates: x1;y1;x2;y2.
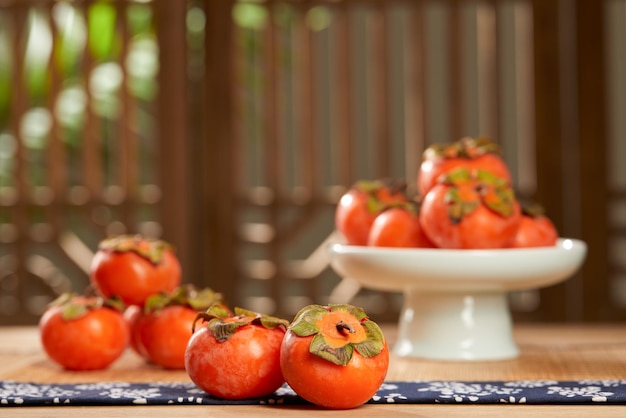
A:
335;136;558;250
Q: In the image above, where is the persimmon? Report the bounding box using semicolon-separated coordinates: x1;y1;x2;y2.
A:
512;204;559;248
418;136;511;197
280;304;389;409
90;235;181;307
420;167;521;249
335;179;409;245
39;294;129;371
185;304;288;400
367;203;435;248
132;286;224;369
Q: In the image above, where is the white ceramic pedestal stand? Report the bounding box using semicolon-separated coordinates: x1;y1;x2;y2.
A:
328;239;587;361
395;290;517;360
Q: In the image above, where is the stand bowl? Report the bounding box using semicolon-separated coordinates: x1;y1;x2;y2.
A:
328;239;587;360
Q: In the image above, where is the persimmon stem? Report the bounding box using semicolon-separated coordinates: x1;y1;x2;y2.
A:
474;183;487;195
336;320;355;334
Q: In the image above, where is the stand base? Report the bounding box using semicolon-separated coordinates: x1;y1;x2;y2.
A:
393;290;518;361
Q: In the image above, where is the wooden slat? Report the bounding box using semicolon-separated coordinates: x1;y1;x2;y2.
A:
79;0;103;200
335;2;355;185
531;0;567;321
576;0;610;321
372;1;391;177
154;0;193;278
448;0;463;140
264;5;281;196
300;7;318;194
406;0;426;190
512;0;536;194
231;9;246;198
201;0;238;303
44;2;67;236
478;0;499;141
115;0;137;229
263;3;284;312
7;2;29;325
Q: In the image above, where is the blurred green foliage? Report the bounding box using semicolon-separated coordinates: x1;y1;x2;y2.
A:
0;0;164;188
0;0;333;186
88;1;120;61
0;22;10;129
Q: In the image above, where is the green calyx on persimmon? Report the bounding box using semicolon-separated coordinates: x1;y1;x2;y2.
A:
351;179;408;214
423;136;502;161
97;234;174;265
288;304;386;367
49;293;126;320
143;285;223;314
441;167;517;223
193;303;289;343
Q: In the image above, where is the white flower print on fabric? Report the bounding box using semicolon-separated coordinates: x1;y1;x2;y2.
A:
0;382;50;398
185;387;207;395
258;384;294;405
0;382;78;405
372;392;408;403
371;383;409;403
273;384;297;398
418;381;523;403
99;387;162;404
147;382;196;390
2;379;626;406
378;383;400;391
503;380;558;389
577;380;626;388
499;396;527;404
75;382;130;391
547;385;614;402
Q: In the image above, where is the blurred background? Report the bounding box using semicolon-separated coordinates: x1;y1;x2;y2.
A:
0;0;623;325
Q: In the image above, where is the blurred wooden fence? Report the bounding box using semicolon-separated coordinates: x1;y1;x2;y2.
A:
0;0;624;324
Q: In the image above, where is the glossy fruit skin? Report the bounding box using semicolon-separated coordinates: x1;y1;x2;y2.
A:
184;321;286;400
367;207;435;248
90;241;181;307
420;180;522;249
39;301;130;371
280;330;389;409
335;188;373;245
418;153;511;198
335;180;408;246
512;214;558;248
135;305;199;369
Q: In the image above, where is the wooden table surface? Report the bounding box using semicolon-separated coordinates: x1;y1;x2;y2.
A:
2;323;626;417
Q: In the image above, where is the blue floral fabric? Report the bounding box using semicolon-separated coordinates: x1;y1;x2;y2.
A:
1;380;626;406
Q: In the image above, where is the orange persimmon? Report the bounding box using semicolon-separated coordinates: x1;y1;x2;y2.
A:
418;136;511;198
280;304;389;409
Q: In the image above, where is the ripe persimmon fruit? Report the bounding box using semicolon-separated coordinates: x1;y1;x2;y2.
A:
280;304;389;409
